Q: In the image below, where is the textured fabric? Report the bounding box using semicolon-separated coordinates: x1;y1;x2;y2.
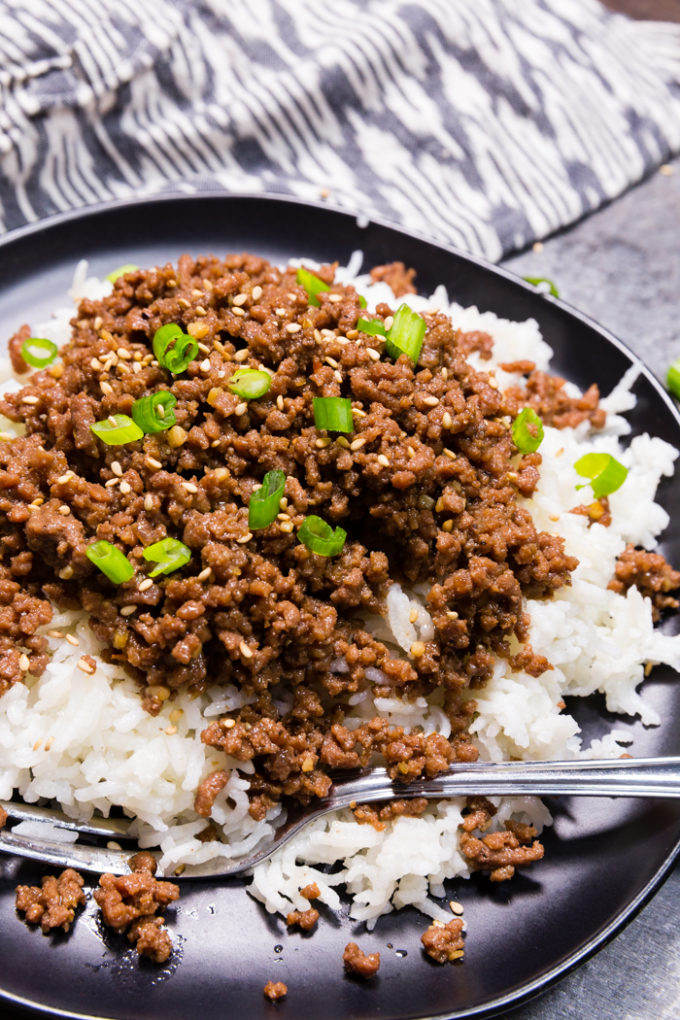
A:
1;0;680;258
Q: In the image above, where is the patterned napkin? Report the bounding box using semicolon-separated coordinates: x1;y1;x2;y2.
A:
0;0;679;258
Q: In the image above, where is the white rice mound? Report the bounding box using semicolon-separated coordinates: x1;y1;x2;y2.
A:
2;255;680;929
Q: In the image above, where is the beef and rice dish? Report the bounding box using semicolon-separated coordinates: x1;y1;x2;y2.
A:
1;252;679;972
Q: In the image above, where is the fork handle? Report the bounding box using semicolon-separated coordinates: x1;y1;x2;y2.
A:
325;756;680;809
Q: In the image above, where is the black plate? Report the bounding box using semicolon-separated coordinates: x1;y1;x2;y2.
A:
1;194;679;1020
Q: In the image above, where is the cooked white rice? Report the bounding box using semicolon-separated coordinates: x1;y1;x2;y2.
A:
2;253;679;930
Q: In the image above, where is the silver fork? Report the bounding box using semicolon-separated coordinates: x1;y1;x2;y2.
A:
2;756;680;879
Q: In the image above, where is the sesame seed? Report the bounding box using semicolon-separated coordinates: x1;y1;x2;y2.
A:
233;293;248;306
200;358;211;372
239;641;253;659
178;297;191;309
422;395;439;407
549;513;560;522
279;521;294;533
30;497;44;507
57;471;74;484
120;605;137;616
325;356;339;368
442;519;454;532
108;415;118;426
58;505;70;516
442;411;453;429
58;565;74;580
377;454;390;467
328;293;342;303
146;456;163;470
315;437;331;448
443;448;456;460
119;480;132;494
116;347;131;360
349;437;366;451
107;841;123;852
441;367;449;381
409;608;419;624
105;477;120;488
276;394;285;411
65;634;80;646
335;436;350;449
174;863;186;876
236;532;253;544
446;610;459;619
449;900;464;915
33;739;42;751
144;494;154;511
352;407;367;418
346;329;359;340
197;567;212;582
100;381;113;395
234;401;247;416
313;329;322;342
223;718;236;729
90;357;102;370
556;447;564;457
195;306;207;318
111;460;123;477
231;306;245;317
407;446;415;459
170;708;184;723
138;578;154;591
157;404;165;418
21;395;39;404
44;736;54;752
197;342;210;354
19;653;30;671
47;630;64;639
93;316;103;330
410;641;426;658
286;322;301;334
233;349;249;362
164;725;178;736
131;362;142;374
192;288;204;298
250;285;262;301
277;512;290;521
279;497;288;510
77;656;96;675
182;482;199;494
367;348;380;362
333;371;342;384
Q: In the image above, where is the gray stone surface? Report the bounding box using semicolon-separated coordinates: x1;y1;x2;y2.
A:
502;163;680;1020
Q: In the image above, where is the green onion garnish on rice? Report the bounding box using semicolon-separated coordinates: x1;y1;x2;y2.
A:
296;267;330;307
666;360;680;400
249;469;286;530
574;452;628;498
153;324;199;374
297;515;347;556
523;276;560;298
511;408;544;453
313;396;354;434
228;368;271;400
131;392;177;434
86;540;134;583
90;414;143;446
106;264;139;284
384;304;427;364
20;337;58;369
143;537;192;577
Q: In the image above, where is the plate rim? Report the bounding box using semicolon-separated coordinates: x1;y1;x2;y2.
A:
0;191;679;1020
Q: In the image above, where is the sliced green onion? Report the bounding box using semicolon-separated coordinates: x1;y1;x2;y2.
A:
90;413;143;446
574;452;628;499
511;408;544;453
143;537;192;577
313;396;354;434
297;267;330;307
384;304;427;364
297;515;347;556
86;540;134;583
358;295;367;309
228;368;272;400
357;317;387;338
153;323;198;374
131;391;177;434
249;469;286;530
523;277;560;298
106;264;139;284
20;337;58;369
667;360;680;399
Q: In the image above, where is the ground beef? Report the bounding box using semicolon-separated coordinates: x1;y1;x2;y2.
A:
94;858;179;963
369;261;417;297
343;941;380;978
300;882;320;900
264;980;288;1001
15;868;86;933
570;496;612;527
0;805;7;829
421;918;465;963
352;797;429;829
609;543;680;621
286;907;319;930
0;252;650;872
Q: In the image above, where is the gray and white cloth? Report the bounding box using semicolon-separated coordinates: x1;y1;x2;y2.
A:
0;0;680;259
